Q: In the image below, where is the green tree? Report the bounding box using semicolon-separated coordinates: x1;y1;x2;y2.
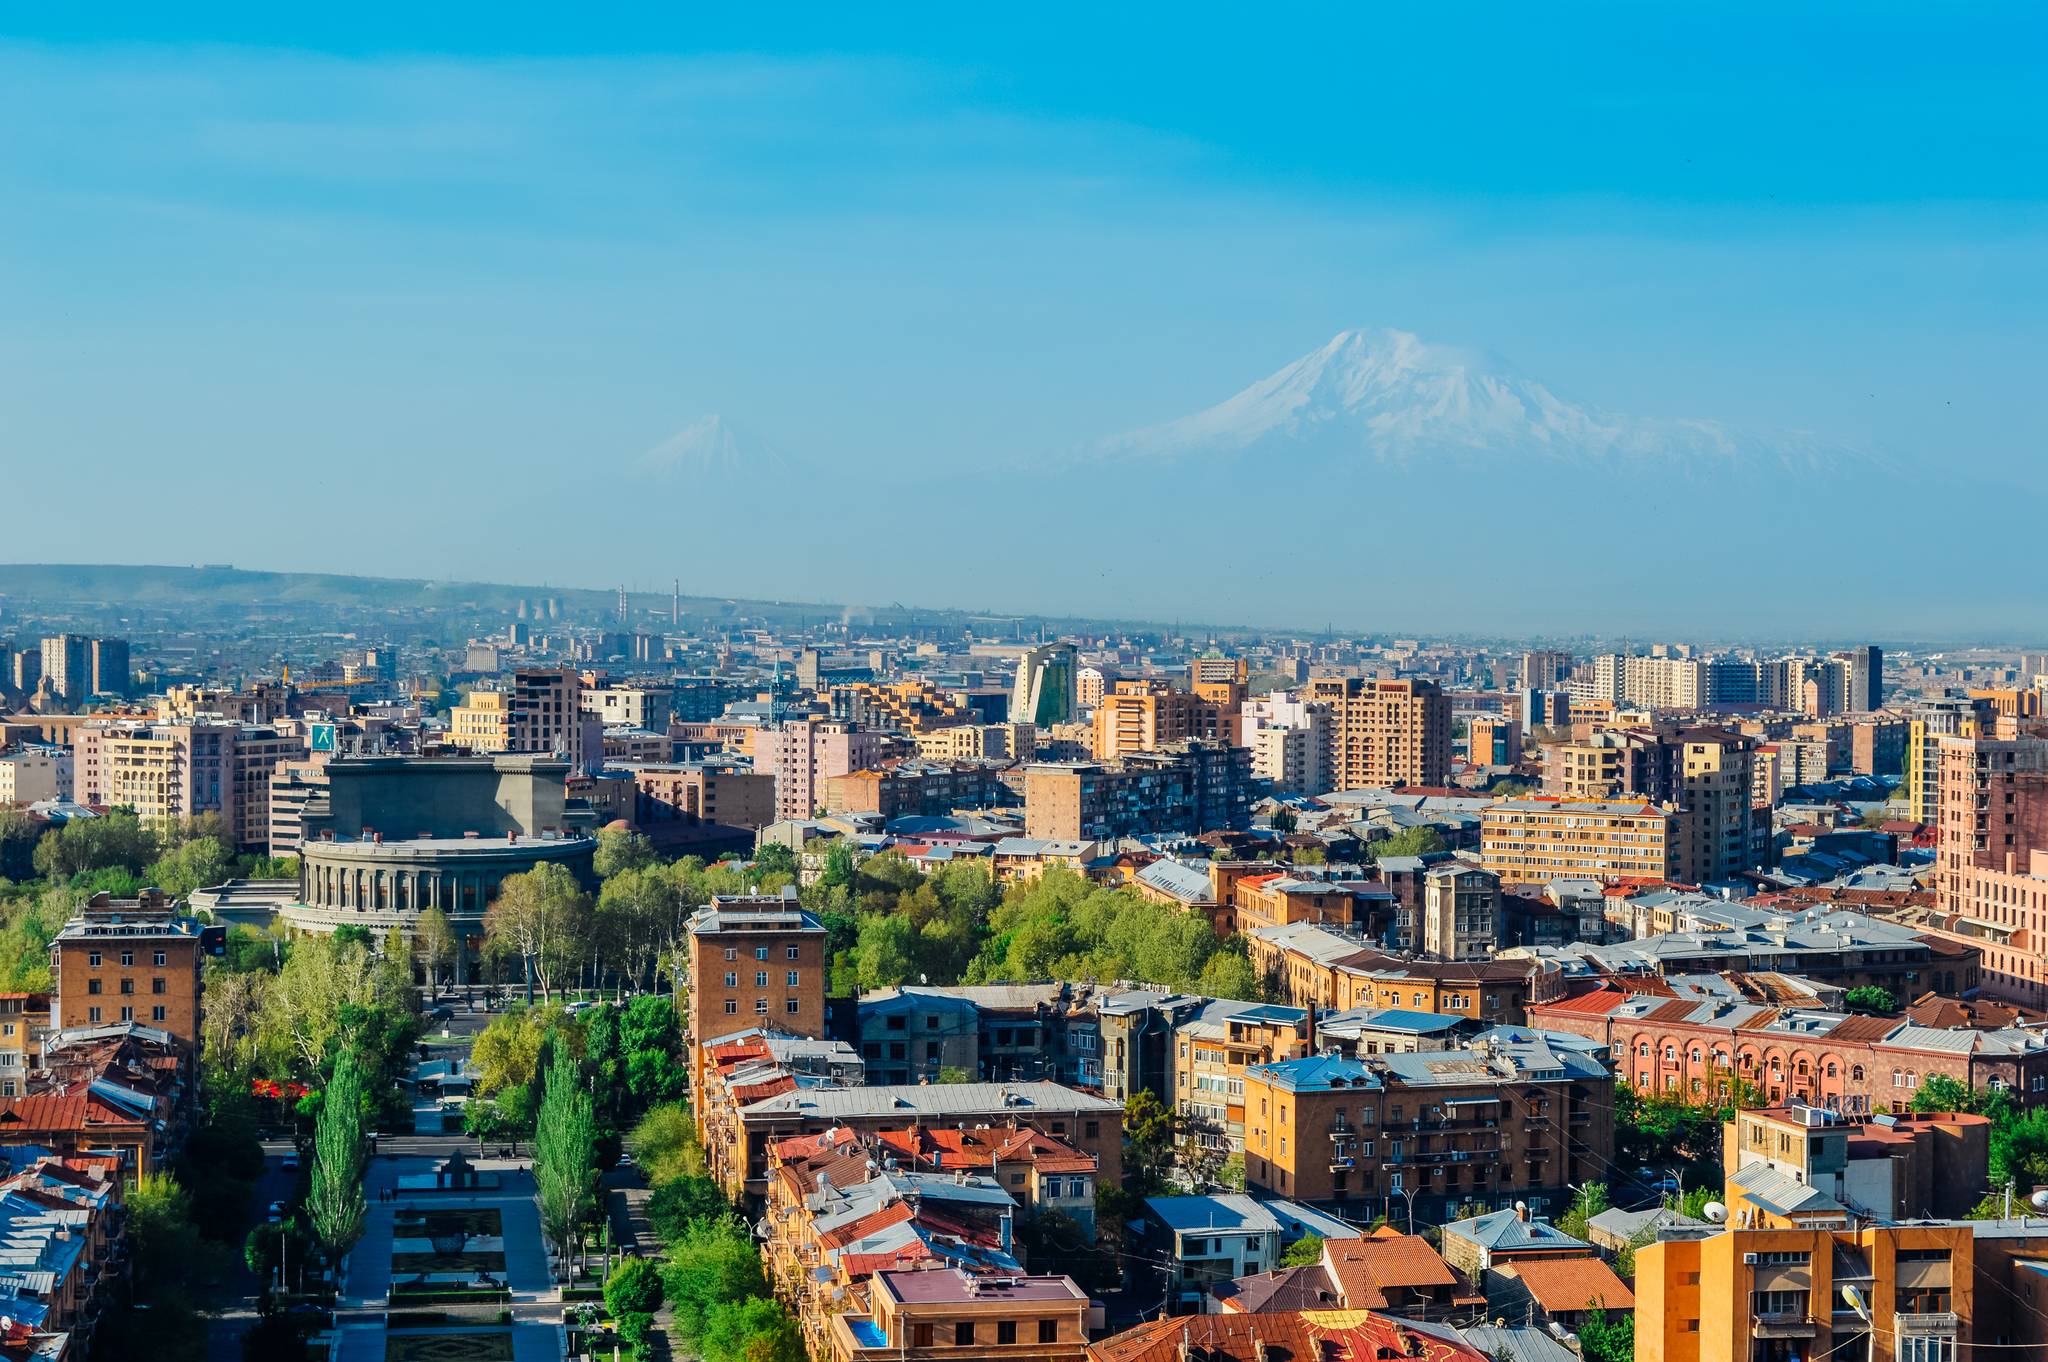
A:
594;826;656;880
605;1255;664;1316
535;1044;598;1277
700;1296;804;1362
1559;1181;1610;1241
1577;1308;1634;1362
1843;985;1899;1014
1909;1074;1977;1114
414;906;456;1000
33;810;158;879
660;1217;770;1341
485;862;590;1002
1218;1152;1246;1192
1124;1089;1178;1192
630;1103;710;1186
1197;950;1262;1002
752;842;797;881
648;1175;731;1244
1280;1233;1325;1267
307;1048;369;1260
144;833;234;897
1366;826;1446;861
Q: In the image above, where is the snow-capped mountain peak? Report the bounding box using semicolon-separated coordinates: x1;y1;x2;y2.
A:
1096;328;1848;472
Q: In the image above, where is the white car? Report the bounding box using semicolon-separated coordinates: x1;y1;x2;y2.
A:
266;1201;286;1223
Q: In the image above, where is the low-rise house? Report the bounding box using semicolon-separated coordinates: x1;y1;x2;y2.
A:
1437;1206;1592;1276
826;1268;1092;1362
1135;1195;1359;1315
1486;1256;1634;1329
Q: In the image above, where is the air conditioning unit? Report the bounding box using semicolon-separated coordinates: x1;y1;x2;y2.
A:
1743;1253;1760;1265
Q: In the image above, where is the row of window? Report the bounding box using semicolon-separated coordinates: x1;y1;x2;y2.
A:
724;971;803;988
723;999;803;1016
85;1005;168;1024
724;946;803;962
85;978;168;995
85;950;169;968
909;1321;1059;1347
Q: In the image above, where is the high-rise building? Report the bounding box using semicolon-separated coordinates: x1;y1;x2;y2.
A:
1672;727;1759;885
1933;732;2048;1004
1091;680;1227;759
447;667;601;772
1835;644;1883;712
1518;649;1574;690
1907;696;1982;825
1420;864;1501;961
6;648;39;697
38;636;89;705
1009;643;1078;727
73;720;308;848
1241;694;1332;796
753;718;882;823
85;638;130;699
1304;677;1451;789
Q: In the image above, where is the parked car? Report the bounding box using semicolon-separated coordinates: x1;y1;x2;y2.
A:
266;1201;286;1223
280;1151;300;1172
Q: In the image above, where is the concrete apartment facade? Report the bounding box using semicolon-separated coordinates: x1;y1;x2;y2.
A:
1304;677;1451;790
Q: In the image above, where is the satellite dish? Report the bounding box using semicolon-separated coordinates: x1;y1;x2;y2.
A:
1703;1202;1728;1224
2030;1190;2048;1212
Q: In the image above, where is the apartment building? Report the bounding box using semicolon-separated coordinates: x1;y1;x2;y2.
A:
48;890;205;1049
1638;1221;1970;1362
837;681;973;735
1930;732;2048;1004
0;749;66;804
684;897;829;1090
1421;865;1501;962
915;723;1034;762
73;720;307;848
1907;697;1982;826
1465;715;1522;767
1722;1103;1990;1223
1092;681;1227;759
1246;927;1553;1023
754;718;884;823
448;667;601;772
1023;742;1251;839
1673;728;1758;884
1241;695;1333;796
628;762;777;833
829;1271;1091;1362
1305;678;1451;790
1171;1001;1313;1152
823;760;1010;820
1480;798;1677;882
1241;1034;1615;1226
579;682;672;732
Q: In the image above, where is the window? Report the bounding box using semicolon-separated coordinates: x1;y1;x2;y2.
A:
154;951;166;967
787;945;800;960
997;1322;1017;1345
119;1007;133;1022
1752;1290;1808;1318
926;1015;939;1029
87;980;101;996
724;947;738;961
119;979;134;996
785;970;799;988
1899;1339;1954;1362
755;972;768;987
152;978;166;994
755;947;769;961
913;1324;934;1348
1039;1321;1058;1344
724;972;738;988
723;1000;738;1015
754;999;769;1015
120;951;133;966
88;952;100;968
955;1323;975;1346
152;1006;166;1022
786;1000;800;1015
87;1007;101;1023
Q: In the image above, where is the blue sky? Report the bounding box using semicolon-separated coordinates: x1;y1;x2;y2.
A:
4;6;2045;636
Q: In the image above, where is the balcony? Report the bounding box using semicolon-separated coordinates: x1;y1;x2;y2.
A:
1895;1313;1960;1338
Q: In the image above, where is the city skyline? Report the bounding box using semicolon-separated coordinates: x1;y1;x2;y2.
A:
4;7;2047;634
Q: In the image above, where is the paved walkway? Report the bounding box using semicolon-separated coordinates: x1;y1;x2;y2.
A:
330;1154;563;1362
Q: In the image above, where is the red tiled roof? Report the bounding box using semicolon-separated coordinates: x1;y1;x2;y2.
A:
1498;1256;1635;1313
818;1201;915;1251
1087;1310;1488;1362
1536;990;1629;1017
1322;1233;1464;1308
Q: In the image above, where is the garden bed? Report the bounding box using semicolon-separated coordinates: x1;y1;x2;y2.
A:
384;1333;513;1362
387;1286;513;1305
